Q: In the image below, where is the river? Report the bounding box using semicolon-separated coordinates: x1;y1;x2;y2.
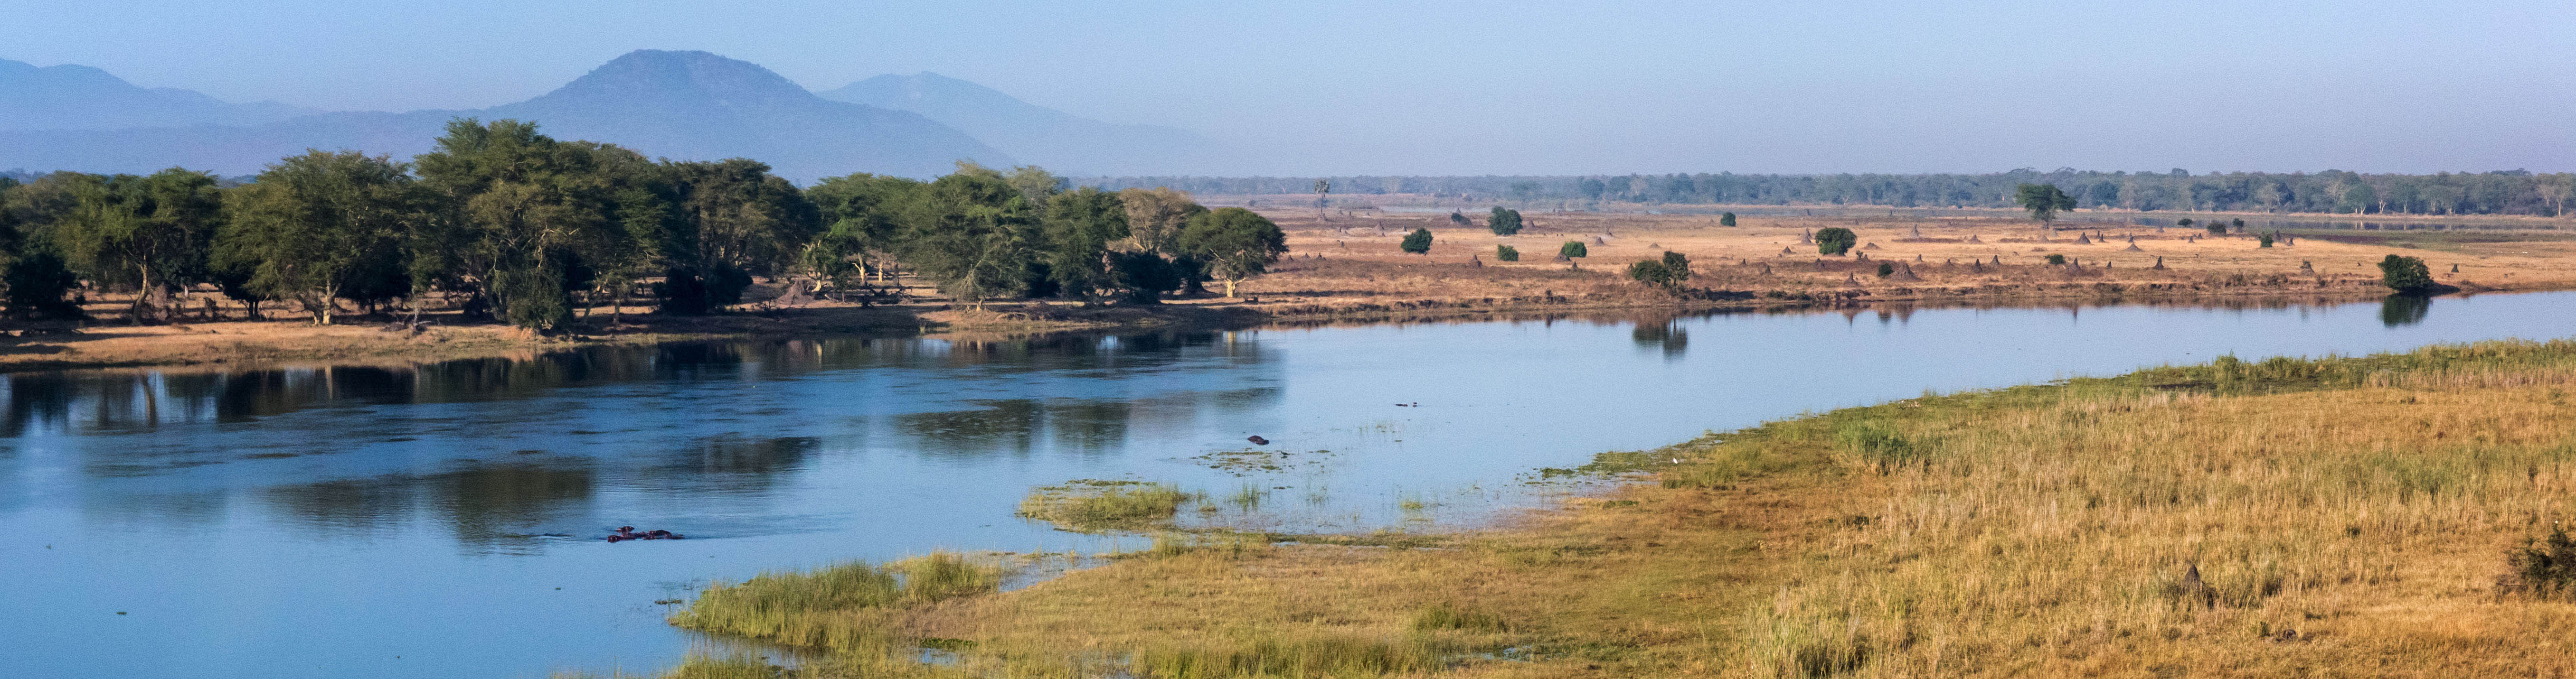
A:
4;292;2572;678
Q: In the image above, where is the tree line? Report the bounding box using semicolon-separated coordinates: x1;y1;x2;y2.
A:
0;118;1287;327
1084;168;2576;217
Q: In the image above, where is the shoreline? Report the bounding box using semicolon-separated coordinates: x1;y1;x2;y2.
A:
655;337;2576;678
0;282;2489;374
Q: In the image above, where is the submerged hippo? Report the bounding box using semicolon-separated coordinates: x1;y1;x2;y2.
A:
605;526;686;542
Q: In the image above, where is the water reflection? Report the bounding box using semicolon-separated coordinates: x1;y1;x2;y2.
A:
2381;294;2432;327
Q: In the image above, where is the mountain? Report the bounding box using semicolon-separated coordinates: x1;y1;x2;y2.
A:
819;72;1224;176
0;58;318;131
0;51;1011;181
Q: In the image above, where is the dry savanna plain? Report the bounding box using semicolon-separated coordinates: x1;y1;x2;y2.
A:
5;207;2572;374
6;203;2575;678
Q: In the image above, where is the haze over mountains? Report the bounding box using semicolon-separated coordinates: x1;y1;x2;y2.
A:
0;50;1222;182
818;73;1222;176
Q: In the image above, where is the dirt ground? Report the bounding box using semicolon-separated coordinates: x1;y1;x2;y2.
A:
4;208;2568;373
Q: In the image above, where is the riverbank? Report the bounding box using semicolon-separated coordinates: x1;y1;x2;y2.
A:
9;205;2571;373
658;338;2576;678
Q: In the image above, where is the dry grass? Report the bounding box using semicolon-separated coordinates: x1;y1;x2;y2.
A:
653;338;2576;678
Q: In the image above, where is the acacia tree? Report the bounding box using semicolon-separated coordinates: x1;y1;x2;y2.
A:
218;150;421;325
661;158;819;313
1177;207;1286;298
1488;206;1523;235
2014;183;2076;232
413;119;622;329
56;168;223;322
899;171;1037;309
804;173;925;296
1116;187;1206;255
1041;187;1131;304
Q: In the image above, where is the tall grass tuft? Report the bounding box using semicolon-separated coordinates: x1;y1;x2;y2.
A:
1018;480;1193;532
1131;633;1434;679
668;551;1001;652
1410;601;1507;632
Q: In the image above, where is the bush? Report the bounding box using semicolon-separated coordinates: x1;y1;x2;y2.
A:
2378;254;2434;292
1400;228;1433;254
2510;526;2576;599
1559;241;1587;258
1627;260;1676;287
1875;262;1894;277
1661;251;1691;281
2177;217;2195;228
1448;211;1469;225
1110;251;1182;304
1833;420;1924;472
2;250;84;320
2045;254;2066;265
1815;227;1857;255
1488;206;1523;235
2258;232;2275;248
1495;244;1519;262
1719;212;1737;227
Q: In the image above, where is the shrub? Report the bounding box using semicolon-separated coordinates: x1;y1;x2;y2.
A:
1661;251;1691;282
1448;211;1469;225
2177;217;2195;228
1488;206;1523;235
1412;602;1507;632
2045;254;2066;265
1495;244;1519;262
2258;232;2275;248
1400;228;1433;254
1833;420;1923;472
2378;254;2434;292
1875;262;1894;277
1627;260;1676;288
1719;212;1737;227
1815;227;1857;255
2509;526;2576;599
1559;241;1587;258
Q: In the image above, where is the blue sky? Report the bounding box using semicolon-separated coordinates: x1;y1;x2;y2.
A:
6;0;2570;175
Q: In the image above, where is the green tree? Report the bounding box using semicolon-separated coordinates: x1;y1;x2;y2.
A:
1815;227;1857;255
1400;227;1433;254
219;150;423;325
1495;244;1519;261
2;247;82;320
1876;262;1895;277
2378;254;2434;292
1107;251;1180;304
54;168;224;322
412;119;627;328
660;158;820;314
1177;207;1287;298
1313;179;1330;208
1626;260;1675;288
804;173;924;297
1718;212;1736;227
898;170;1038;309
2014;183;2076;229
1040;187;1131;304
0;174;88;320
1115;187;1205;254
1661;251;1691;283
1488;206;1523;235
1559;241;1587;258
1005;165;1065;205
1449;211;1469;225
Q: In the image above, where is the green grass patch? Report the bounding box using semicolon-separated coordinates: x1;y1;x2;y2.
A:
1017;479;1195;532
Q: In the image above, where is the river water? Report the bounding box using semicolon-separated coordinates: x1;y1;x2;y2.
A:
5;292;2573;678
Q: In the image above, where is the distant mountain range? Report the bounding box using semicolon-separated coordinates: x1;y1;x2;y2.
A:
0;50;1225;182
0;59;317;131
818;73;1223;176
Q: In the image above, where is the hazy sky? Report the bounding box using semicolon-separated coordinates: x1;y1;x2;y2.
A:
8;0;2570;175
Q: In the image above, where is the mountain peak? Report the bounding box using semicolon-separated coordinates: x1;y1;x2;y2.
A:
541;49;815;107
0;57;316;131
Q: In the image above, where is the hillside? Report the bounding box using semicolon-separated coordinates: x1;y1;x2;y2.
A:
820;72;1222;176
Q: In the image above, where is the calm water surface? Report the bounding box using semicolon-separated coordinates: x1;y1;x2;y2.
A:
6;292;2575;678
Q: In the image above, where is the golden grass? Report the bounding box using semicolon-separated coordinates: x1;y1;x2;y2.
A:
1017;480;1197;533
659;339;2576;678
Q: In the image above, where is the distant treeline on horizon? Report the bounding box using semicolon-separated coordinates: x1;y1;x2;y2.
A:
1080;169;2576;218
